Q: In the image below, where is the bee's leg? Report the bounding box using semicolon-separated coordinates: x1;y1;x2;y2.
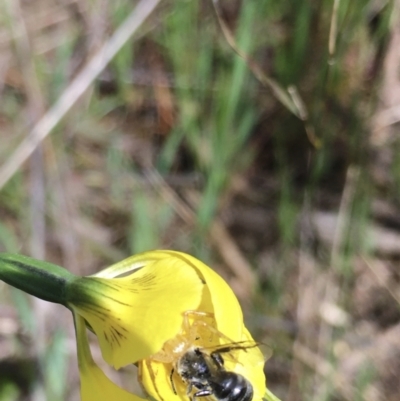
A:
193;389;213;399
186;383;198;401
210;352;224;368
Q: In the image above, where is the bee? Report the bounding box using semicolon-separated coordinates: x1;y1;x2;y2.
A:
173;343;256;401
141;311;263;401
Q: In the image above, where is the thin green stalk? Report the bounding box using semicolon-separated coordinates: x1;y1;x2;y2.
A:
0;253;75;305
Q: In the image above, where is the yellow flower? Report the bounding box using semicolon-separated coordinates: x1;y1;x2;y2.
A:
67;250;266;401
0;250;266;401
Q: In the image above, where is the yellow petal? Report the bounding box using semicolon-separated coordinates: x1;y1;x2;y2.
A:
155;251;244;340
92;256;149;279
68;256;204;368
96;250;243;340
74;314;144;401
139;359;182;401
224;327;267;401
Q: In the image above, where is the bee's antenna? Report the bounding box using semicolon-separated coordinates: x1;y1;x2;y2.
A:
210;342;260;355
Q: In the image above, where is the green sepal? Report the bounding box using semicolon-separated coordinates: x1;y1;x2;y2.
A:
0;253;76;305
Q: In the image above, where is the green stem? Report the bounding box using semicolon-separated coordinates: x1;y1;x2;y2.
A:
264;388;283;401
0;253;75;305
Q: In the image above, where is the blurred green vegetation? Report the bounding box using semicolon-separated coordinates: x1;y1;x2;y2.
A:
0;0;398;400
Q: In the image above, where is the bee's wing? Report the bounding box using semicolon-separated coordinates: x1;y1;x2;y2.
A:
258;342;273;362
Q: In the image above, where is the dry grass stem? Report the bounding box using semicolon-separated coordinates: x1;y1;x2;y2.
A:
313;166;360;400
212;0;320;149
6;0;47;261
328;0;341;58
362;257;400;306
209;221;256;296
212;0;298;117
0;0;161;190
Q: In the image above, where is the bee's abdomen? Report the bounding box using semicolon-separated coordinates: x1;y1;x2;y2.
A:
212;372;253;401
